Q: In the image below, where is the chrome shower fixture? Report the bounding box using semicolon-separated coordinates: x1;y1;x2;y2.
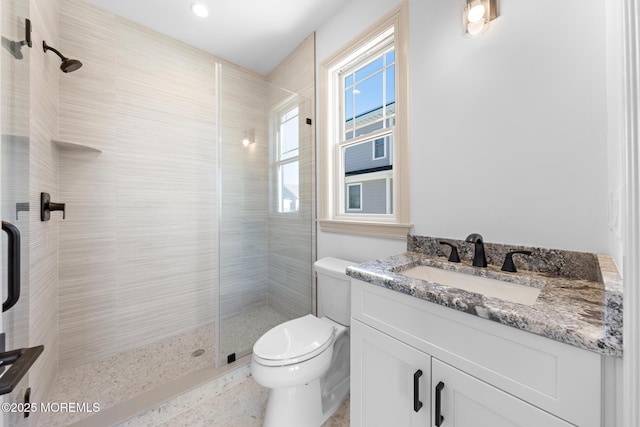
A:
42;40;83;73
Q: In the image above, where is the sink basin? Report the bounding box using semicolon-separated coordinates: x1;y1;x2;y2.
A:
401;266;541;306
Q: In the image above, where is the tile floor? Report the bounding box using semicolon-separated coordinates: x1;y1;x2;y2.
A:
39;305;292;427
146;373;350;427
220;306;289;360
39;323;216;427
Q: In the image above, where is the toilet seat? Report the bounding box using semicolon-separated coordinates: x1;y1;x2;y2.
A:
253;315;336;367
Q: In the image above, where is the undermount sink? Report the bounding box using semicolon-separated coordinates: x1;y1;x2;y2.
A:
401;265;542;306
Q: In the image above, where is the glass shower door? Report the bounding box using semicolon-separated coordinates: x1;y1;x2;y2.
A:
1;0;32;425
218;65;314;364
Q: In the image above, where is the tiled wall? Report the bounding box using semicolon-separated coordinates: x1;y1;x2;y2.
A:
219;66;270;320
28;0;60;420
266;34;316;319
57;0;220;369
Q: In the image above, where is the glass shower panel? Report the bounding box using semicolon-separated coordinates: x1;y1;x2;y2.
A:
218;65;313;364
1;0;31;424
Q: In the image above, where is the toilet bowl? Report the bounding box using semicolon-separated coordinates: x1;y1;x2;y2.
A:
251;257;354;427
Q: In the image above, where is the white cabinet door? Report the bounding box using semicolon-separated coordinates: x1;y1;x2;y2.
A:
431;359;574;427
351;319;431;427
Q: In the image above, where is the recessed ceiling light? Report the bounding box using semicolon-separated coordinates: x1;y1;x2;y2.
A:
191;3;209;18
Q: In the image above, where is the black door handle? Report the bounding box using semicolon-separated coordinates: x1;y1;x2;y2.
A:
435;381;445;426
2;221;21;312
413;370;423;412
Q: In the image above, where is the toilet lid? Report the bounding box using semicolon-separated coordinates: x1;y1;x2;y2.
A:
253;315;335;365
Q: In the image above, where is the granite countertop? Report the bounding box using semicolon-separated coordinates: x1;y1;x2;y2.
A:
346;250;623;357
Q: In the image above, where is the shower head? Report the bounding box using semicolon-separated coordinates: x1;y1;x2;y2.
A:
60;58;82;73
42;40;82;73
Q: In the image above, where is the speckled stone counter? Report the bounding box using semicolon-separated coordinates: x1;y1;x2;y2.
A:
346;238;623;357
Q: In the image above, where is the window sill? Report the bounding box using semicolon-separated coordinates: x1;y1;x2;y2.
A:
317;219;413;239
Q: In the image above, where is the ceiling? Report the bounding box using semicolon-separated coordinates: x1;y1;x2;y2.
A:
86;0;348;75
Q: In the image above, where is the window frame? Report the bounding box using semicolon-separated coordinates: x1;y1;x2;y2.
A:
318;3;411;238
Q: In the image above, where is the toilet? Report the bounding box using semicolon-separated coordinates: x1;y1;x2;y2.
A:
251;257;354;427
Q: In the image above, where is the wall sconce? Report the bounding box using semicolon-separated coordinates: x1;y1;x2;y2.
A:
463;0;497;37
242;129;255;147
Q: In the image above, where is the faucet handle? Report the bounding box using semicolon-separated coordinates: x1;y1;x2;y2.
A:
501;250;532;273
439;241;461;263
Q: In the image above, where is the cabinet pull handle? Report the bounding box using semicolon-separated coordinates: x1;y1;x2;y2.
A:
413;370;423;412
435;381;445;426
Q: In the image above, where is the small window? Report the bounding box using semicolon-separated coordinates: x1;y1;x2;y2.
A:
275;104;300;213
373;138;386;160
347;183;362;211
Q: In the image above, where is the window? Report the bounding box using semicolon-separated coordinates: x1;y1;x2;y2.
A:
276;105;300;213
347;183;362;211
319;4;411;238
373;138;386;160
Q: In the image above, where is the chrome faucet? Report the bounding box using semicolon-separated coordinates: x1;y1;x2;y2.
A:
465;233;487;267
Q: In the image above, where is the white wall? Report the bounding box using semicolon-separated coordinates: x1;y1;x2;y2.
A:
605;0;624;269
317;0;612;260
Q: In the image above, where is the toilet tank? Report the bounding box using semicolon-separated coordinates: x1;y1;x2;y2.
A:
314;257;355;326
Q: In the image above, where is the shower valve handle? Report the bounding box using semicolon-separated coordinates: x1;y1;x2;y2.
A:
40;193;66;221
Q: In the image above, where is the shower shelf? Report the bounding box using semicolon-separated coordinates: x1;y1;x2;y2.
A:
52;139;102;153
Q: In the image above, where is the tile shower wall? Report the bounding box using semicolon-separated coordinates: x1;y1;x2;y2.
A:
56;0;224;368
266;34;316;319
219;67;270;321
29;0;60;420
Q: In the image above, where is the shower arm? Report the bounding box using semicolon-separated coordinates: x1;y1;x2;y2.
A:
42;41;68;61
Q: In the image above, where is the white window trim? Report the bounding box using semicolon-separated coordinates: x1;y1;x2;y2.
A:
318;2;411;239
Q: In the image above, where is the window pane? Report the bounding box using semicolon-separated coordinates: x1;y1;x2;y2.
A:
279;161;299;213
386;64;395;107
342;135;393;214
347;184;361;210
354;72;383;118
345;179;392;214
280;107;299;160
374;138;385;159
282;106;299;122
345;74;353;87
344;135;393;174
385;50;395;66
345;86;354;131
355;57;383;82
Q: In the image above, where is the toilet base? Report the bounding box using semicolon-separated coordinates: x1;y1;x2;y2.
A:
263;379;323;427
253;318;350;427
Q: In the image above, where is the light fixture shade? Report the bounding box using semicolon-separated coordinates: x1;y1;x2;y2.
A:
463;0;497;37
190;3;209;18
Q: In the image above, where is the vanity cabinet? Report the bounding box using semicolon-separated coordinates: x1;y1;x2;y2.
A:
351;278;611;427
351;319;431;427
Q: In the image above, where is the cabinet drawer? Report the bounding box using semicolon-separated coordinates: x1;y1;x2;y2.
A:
352;279;601;427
